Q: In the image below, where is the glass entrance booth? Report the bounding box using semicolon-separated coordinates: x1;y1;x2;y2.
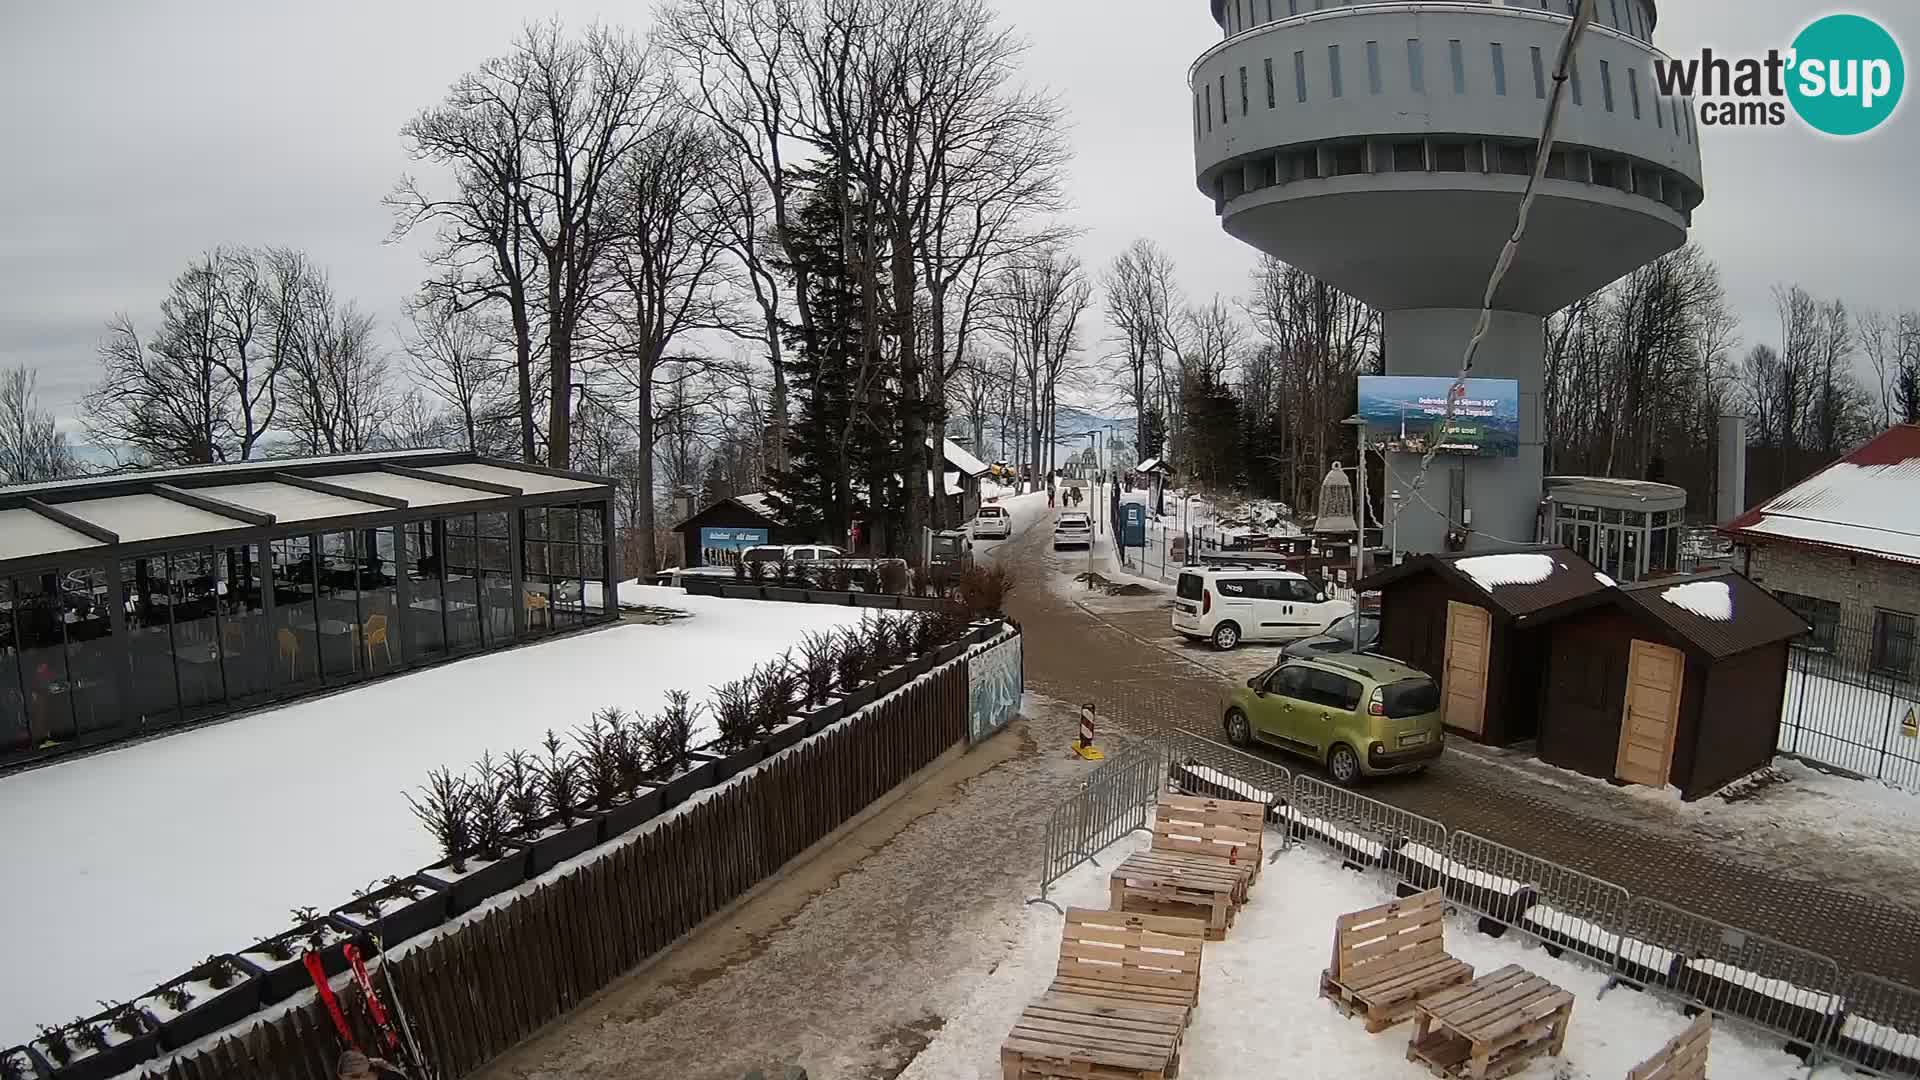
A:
1543;476;1687;584
0;452;617;767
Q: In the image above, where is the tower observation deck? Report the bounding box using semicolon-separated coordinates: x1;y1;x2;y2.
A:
1192;0;1703;553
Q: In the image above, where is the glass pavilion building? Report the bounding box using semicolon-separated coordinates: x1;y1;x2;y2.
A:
0;451;617;766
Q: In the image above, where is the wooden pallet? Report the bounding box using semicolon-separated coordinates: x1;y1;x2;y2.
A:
1050;908;1206;1024
1149;794;1266;897
1001;996;1181;1080
1405;964;1573;1080
1110;852;1243;940
1627;1012;1711;1080
1319;889;1473;1032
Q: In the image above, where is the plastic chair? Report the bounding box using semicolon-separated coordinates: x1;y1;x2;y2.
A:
362;613;392;667
276;627;302;679
525;591;550;629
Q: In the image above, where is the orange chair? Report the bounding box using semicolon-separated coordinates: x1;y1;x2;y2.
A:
276;627;303;679
524;591;550;629
362;612;392;667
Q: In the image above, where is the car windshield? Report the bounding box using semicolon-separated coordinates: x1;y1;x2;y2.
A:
1176;572;1203;601
1381;677;1441;718
742;546;784;562
1323;613;1378;639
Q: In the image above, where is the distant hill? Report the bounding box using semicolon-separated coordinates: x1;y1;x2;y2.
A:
1055;405;1135;443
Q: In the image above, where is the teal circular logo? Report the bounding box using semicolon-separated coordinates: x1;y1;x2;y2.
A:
1787;14;1905;136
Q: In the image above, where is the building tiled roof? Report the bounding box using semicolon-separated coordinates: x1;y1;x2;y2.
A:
1359;545;1610;620
1721;424;1920;565
1619;571;1807;660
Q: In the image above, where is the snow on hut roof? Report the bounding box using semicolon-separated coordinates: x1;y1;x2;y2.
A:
1722;424;1920;565
933;438;989;477
1359;545;1609;620
1620;571;1807;659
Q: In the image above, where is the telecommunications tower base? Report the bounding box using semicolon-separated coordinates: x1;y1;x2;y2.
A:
1191;0;1702;554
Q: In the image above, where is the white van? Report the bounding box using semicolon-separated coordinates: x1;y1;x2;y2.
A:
1171;567;1353;650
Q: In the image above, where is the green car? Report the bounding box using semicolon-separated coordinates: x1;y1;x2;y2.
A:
1221;654;1444;785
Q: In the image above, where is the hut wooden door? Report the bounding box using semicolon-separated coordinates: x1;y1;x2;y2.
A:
1615;639;1684;788
1441;601;1491;735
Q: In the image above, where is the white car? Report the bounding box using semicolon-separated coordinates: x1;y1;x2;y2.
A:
742;544;845;563
972;504;1012;540
1171;567;1353;650
1052;510;1092;550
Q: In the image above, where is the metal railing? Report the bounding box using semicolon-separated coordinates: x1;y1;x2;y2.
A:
1027;740;1167;911
1031;752;1920;1076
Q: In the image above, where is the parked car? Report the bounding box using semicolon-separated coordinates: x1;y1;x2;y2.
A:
1281;612;1383;658
742;544;845;563
972;504;1012;540
1053;510;1092;550
1221;654;1444;784
1172;568;1353;650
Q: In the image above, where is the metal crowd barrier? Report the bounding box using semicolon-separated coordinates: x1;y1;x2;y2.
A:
1027;740;1167;911
1031;749;1920;1076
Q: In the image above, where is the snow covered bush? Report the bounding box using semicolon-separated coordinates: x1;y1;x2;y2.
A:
198;954;239;991
537;731;584;827
69;1017;108;1054
644;691;698;777
36;1023;73;1065
835;628;873;692
407;767;475;874
609;712;649;795
157;983;194;1013
289;908;331;950
103;1002;150;1039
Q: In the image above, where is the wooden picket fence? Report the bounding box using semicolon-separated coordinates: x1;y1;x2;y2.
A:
143;662;971;1080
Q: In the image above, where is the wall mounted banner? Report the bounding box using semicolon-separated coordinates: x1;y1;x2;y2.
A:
698;527;769;566
968;631;1023;744
1358;376;1521;458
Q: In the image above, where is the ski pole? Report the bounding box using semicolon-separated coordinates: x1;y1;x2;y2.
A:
372;935;436;1080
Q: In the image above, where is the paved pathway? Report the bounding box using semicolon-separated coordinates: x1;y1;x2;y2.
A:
996;506;1920;987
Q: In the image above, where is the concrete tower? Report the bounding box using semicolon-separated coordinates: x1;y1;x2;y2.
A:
1192;0;1703;553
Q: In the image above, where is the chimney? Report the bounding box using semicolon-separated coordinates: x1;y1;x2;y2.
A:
1716;415;1747;523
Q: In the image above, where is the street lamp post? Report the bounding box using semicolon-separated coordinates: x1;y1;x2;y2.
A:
1342;415;1367;654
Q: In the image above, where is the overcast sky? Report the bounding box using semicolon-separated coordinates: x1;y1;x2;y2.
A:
2;0;1915;434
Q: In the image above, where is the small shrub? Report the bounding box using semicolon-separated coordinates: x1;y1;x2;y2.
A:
908;610;938;655
382;874;423;900
199;954;238;991
467;752;511;860
866;613;906;668
37;1023;73;1065
824;563;854;592
538;730;583;827
731;558;749;582
858;565;882;594
835;627;873;692
711;677;760;750
645;691;699;777
798;631;839;706
609;711;649;795
773;552;792;587
102;1002;150;1038
928;605;970;647
346;880;387;921
256;933;294;963
3;1050;27;1080
752;656;801;730
574;709;626;810
751;558;775;584
290;907;331;950
498;750;545;838
157;983;195;1013
956;562;1014;620
68;1017;108;1054
877;560;908;595
786;562;817;589
407;766;474;874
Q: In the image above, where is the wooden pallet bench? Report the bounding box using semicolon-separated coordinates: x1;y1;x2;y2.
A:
1147;793;1266;899
1406;964;1573;1080
1000;993;1186;1080
1048;908;1206;1021
1320;887;1474;1032
1109;851;1243;940
1627;1012;1711;1080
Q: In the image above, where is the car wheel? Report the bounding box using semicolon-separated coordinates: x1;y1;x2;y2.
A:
1210;622;1241;650
1327;744;1362;786
1224;707;1252;747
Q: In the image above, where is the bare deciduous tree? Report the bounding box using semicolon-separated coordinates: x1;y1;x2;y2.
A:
402;284;510;453
0;366;75;483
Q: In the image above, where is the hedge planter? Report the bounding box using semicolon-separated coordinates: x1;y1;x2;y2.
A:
765;718;809;755
2;1046;49;1080
237;916;367;1008
30;1004;160;1080
696;741;766;784
654;756;719;809
136;956;264;1053
763;587;812;604
594;784;665;843
520;811;607;877
871;664;912;698
330;875;452;950
720;585;765;600
421;844;529;916
932;640;966;668
681;576;724;597
854;593;902;609
794;697;846;734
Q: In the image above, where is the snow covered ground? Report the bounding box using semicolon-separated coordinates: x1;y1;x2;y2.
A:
899;831;1810;1079
0;588;863;1050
